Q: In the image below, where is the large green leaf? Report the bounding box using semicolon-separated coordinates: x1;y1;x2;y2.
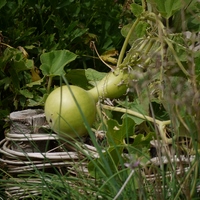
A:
65;68;107;89
40;50;77;77
106;117;135;146
65;69;89;89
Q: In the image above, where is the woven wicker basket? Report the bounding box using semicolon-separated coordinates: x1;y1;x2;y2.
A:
0;109;98;199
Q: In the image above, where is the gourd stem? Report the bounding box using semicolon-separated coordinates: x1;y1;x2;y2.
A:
117;17;141;68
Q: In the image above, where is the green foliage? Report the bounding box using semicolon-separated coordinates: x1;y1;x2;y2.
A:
130;3;143;17
147;0;183;19
0;0;126;66
40;50;77;77
0;0;126;120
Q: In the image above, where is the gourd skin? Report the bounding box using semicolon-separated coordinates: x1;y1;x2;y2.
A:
89;68;128;101
45;68;129;138
45;85;96;138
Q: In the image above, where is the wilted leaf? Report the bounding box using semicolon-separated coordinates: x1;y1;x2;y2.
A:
26;78;44;87
30;67;41;82
100;49;118;65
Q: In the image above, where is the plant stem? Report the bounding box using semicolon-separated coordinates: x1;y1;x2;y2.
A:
165;38;191;77
101;104;170;125
0;42;13;48
47;76;53;94
141;0;147;11
117;17;141;68
101;104;171;143
174;159;198;200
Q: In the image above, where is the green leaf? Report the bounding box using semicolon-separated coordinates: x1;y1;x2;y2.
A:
0;77;11;89
19;89;33;98
26;78;44;87
88;117;135;178
8;68;20;90
85;68;107;82
165;0;182;19
85;68;107;87
27;96;44;107
130;3;143;17
147;0;182;19
70;27;89;42
121;22;134;43
40;50;77;77
120;98;150;125
65;68;107;89
135;21;148;38
0;0;6;9
195;55;200;80
65;69;89;89
121;21;148;45
0;48;33;71
106;117;135;146
12;58;34;72
132;132;155;149
147;0;165;15
126;114;144;125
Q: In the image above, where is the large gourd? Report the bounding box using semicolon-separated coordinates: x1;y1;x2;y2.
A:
45;68;128;138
